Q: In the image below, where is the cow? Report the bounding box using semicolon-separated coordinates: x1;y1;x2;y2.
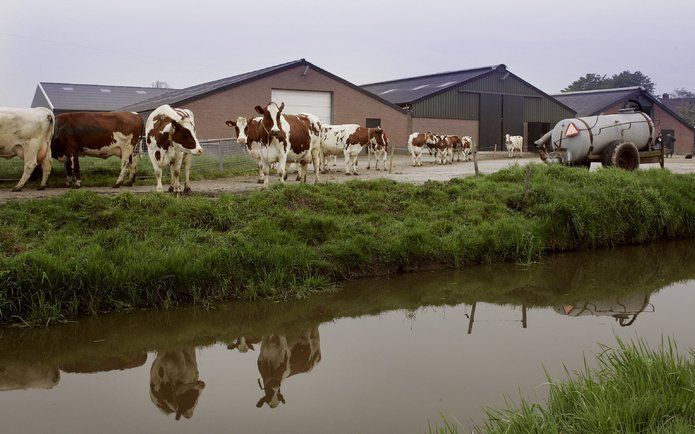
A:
365;127;389;171
461;136;473;161
505;134;523;158
320;124;389;175
407;131;438;167
0;107;54;191
253;102;321;186
150;348;206;421
226;116;266;183
145;105;203;193
433;135;453;165
51;111;143;188
256;326;321;408
60;353;147;373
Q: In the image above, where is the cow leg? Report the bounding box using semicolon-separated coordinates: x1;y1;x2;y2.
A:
311;147;321;183
261;161;270;188
38;151;51;190
380;150;387;170
257;162;264;184
343;150;352;175
64;158;74;187
114;154;129;188
298;162;308;184
170;154;183;194
73;155;82;188
126;151;138;186
319;149;327;174
278;152;289;184
13;155;38;192
351;153;359;175
183;153;192;194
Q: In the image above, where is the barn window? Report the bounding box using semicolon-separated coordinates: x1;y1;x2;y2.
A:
366;118;381;128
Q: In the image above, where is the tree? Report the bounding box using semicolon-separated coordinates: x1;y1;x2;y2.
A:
669;88;695;126
151;80;170;89
562;70;655;93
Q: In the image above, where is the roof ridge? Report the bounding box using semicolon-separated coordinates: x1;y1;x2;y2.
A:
552;86;643;96
40;82;177;90
360;65;502;87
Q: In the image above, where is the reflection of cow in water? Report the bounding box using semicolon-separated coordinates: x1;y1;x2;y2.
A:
150;348;206;420
554;293;653;326
0;362;60;391
254;327;321;408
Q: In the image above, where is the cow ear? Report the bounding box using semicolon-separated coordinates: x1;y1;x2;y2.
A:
255;105;265;115
256;397;265;408
225;120;236;127
278;102;285;113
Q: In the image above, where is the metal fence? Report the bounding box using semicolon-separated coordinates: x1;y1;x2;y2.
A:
0;138;258;182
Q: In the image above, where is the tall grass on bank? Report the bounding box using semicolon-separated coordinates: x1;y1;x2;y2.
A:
1;165;694;324
480;338;695;433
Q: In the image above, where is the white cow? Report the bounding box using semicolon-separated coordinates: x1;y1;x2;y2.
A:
319;123;361;174
0;107;54;191
407;131;438;167
145;105;203;193
505;134;523;158
254;102;322;186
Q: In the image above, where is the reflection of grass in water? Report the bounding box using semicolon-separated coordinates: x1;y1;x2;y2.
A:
477;338;695;433
0;154;257;188
1;164;695;325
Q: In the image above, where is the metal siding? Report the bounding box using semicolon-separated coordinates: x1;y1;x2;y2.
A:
524;97;574;123
411;90;479;119
479;94;503;151
460;71;538;96
503;95;524;137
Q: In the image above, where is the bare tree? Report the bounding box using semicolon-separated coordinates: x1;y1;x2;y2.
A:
151;80;170;89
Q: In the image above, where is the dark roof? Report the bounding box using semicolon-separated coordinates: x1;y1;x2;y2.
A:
360;65;502;105
120;59;407;114
660;97;695;113
551;87;642;116
553;87;694;131
37;82;176;112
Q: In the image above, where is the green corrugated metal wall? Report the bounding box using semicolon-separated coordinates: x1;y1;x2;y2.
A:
410;69;575;122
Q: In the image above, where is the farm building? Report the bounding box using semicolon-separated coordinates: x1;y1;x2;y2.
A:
31;83;175;115
553;87;695;155
121;59;411;145
361;64;576;151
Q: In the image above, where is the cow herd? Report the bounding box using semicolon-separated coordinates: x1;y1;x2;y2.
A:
0;103;525;193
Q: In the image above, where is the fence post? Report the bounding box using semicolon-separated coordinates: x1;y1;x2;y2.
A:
388;144;396;174
218;142;224;172
524;165;531;201
473;140;479;176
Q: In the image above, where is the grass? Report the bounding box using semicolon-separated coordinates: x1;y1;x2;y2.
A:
428;339;695;433
0;164;694;325
0;153;257;188
481;338;695;433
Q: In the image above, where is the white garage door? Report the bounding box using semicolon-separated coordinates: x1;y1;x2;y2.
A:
270;89;332;124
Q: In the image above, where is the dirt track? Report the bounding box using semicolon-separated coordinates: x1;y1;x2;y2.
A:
1;153;693;203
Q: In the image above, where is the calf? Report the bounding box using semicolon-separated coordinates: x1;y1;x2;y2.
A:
256;327;321;408
150;348;206;420
365;127;389;171
407;131;438;166
0;107;54;191
52;111;143;188
146;105;203;193
254;102;321;186
226;116;266;183
461;136;473;161
505;134;523;158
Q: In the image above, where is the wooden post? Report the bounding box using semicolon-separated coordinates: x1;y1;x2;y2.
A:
494;143;497;156
467;302;477;335
388;143;396;174
521;303;527;329
523;165;531;202
473;140;480;176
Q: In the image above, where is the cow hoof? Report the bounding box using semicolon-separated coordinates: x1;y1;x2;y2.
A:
112;183;121;189
256;179;264;184
345;173;352;176
11;187;22;192
167;186;174;193
183;187;192;194
72;184;81;189
37;185;46;191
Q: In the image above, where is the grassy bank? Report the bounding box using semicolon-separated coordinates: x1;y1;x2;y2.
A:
429;339;695;433
1;164;694;324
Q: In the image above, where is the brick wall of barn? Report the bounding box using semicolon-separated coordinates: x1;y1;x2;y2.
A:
411;118;479;146
603;102;695;154
179;65;411;146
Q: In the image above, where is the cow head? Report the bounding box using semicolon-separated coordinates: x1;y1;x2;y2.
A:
169;109;203;155
255;102;285;142
256;378;286;408
227;337;256;353
370;127;388;150
226;116;249;145
425;132;438;145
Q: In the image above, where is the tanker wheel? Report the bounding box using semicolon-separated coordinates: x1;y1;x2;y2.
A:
602;141;640;171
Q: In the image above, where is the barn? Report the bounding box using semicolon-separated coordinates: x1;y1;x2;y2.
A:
360;64;576;151
553;87;695;155
30;82;174;115
121;59;411;145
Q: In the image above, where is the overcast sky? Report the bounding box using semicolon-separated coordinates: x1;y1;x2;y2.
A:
2;0;693;107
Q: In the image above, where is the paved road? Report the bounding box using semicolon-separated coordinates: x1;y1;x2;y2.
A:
1;153;692;203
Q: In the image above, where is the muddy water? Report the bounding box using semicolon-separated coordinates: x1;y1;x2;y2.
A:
1;241;694;433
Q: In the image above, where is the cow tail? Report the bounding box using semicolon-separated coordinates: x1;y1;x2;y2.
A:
47;112;55;141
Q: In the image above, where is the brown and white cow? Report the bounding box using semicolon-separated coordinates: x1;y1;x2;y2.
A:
150;348;206;421
0;107;54;191
433;134;453;165
319;124;389;175
407;131;438;167
146;105;203;193
52;111;143;188
365;127;389;171
461;136;473;161
505;134;523;158
226;116;267;183
227;336;262;353
256;326;321;408
254;102;322;187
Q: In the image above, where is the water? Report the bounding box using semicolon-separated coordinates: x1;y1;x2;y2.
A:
1;241;694;433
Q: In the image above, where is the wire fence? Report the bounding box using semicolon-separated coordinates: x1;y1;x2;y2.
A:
0;138;259;183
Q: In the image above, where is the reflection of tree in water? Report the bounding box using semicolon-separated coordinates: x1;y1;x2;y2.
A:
149;348;205;420
228;327;321;409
